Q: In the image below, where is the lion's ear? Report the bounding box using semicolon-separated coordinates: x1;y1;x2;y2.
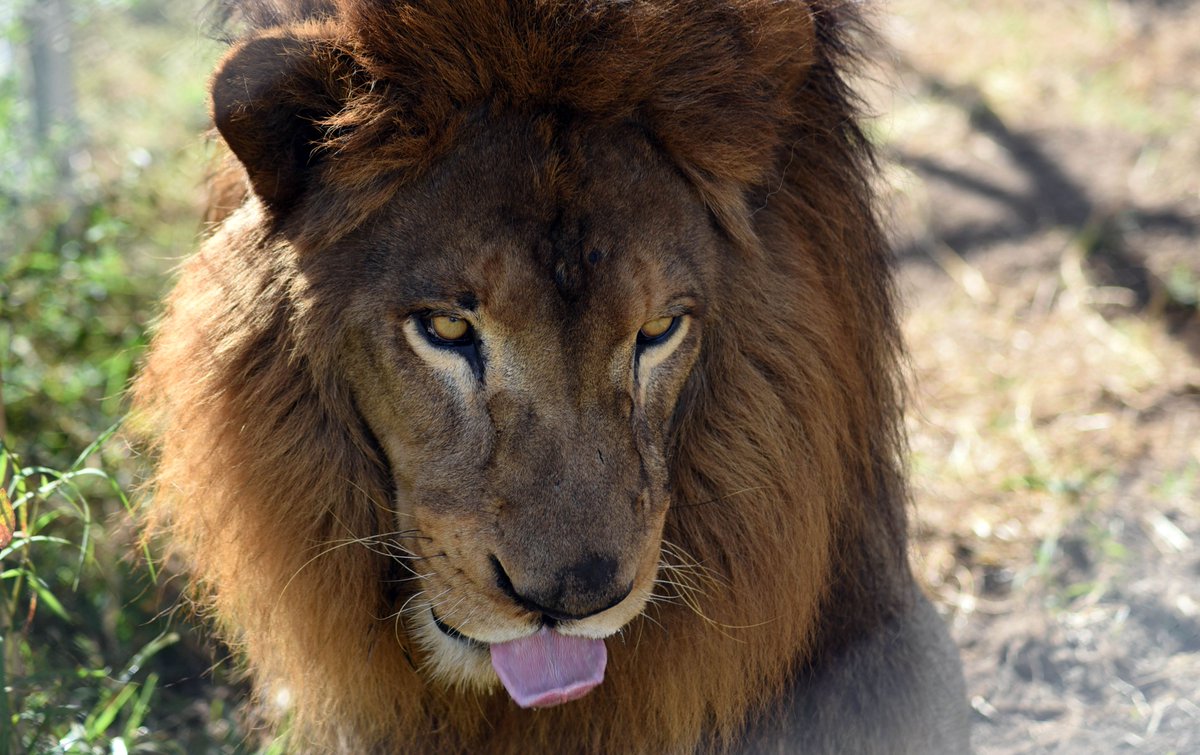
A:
210;30;360;213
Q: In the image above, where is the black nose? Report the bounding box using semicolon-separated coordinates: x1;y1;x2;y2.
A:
491;554;632;622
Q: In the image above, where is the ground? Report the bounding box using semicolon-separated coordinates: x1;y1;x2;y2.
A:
876;1;1200;751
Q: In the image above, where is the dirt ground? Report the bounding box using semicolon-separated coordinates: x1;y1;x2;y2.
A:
876;1;1200;752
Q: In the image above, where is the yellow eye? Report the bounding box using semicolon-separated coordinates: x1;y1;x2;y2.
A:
638;316;676;343
428;315;470;342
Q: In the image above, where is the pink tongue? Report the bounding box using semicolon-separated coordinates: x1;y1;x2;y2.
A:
489;627;607;708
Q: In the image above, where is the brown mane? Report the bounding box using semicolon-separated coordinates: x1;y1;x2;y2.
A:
133;1;911;751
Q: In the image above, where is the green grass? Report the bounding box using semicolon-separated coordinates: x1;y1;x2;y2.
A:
0;1;258;751
1;434;173;754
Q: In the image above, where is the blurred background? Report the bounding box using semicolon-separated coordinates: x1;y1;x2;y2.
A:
0;0;1197;752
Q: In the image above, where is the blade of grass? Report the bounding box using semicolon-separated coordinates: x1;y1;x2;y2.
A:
27;576;68;622
122;672;157;739
0;633;11;755
0;535;76;560
117;632;178;684
69;420;123;473
31;509;66;532
84;682;139;741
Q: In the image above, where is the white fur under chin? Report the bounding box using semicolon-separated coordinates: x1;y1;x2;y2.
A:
409;612;500;692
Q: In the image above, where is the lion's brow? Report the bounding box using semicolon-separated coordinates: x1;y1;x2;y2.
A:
401;285;481;311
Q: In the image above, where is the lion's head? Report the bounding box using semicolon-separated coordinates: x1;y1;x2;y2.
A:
135;0;913;751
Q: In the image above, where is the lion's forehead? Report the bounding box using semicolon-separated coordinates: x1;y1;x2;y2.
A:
344;122;712;336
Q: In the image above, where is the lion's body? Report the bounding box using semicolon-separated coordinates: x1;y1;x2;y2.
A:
133;1;968;752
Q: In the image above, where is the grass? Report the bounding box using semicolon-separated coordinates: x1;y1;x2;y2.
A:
0;431;181;754
878;0;1200;600
0;1;260;751
880;6;1200;745
887;0;1200;140
902;214;1200;612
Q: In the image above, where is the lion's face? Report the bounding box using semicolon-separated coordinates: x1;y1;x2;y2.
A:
334;119;719;690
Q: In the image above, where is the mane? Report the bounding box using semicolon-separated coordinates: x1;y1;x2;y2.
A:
133;1;909;751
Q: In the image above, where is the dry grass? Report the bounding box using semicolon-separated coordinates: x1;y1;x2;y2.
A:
904;230;1200;616
876;1;1200;749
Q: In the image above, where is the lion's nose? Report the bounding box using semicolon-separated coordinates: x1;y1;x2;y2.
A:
491;554;633;622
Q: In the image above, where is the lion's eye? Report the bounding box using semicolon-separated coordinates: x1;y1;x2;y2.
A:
423;315;473;345
411;313;485;380
637;316;678;346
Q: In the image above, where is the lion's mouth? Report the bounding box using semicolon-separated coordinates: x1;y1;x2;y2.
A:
431;609;487;650
428;608;608;708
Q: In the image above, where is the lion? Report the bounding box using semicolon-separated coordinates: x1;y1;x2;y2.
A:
132;0;969;752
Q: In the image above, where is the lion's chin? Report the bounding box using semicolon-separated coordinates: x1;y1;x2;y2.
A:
409;610;500;693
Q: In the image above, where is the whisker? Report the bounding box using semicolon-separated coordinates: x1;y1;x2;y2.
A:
380;568;434;584
435;594;469;624
343;475;416;521
637;607;667;633
649;539;764;637
670;485;771;510
660;538;729;590
399;586;449;618
276;537;382;607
